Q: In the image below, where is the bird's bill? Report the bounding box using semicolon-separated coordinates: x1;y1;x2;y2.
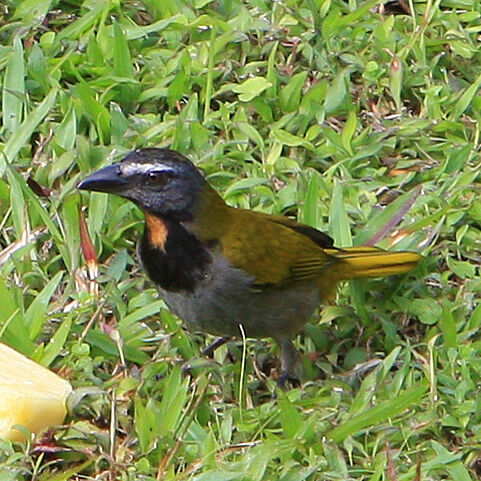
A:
77;164;128;194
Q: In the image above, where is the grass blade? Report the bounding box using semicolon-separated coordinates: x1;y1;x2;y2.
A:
2;36;25;134
329;179;352;246
0;88;57;175
353;185;422;246
327;383;428;442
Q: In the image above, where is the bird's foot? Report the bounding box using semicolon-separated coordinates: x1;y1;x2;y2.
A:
202;336;229;358
277;370;301;389
182;356;219;374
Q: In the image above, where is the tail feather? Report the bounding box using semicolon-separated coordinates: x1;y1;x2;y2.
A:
325;247;422;280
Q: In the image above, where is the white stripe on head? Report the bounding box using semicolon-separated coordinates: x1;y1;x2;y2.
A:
121;162;177;176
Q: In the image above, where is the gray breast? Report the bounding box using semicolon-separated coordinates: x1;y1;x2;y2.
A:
156;253;319;340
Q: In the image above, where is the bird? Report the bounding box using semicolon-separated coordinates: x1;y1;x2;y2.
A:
78;148;422;383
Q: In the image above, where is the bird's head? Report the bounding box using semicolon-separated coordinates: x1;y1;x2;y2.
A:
78;148;211;220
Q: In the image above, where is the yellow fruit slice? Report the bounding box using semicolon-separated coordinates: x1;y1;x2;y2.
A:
0;342;72;442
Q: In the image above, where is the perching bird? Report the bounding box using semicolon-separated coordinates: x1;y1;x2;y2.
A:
78;148;421;382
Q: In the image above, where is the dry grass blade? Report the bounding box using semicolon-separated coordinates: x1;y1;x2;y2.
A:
0;226;46;266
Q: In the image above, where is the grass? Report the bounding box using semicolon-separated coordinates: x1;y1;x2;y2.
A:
0;0;480;479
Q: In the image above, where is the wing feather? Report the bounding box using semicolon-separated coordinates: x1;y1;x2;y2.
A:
219;210;333;286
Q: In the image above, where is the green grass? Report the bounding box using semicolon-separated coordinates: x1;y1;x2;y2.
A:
1;0;480;479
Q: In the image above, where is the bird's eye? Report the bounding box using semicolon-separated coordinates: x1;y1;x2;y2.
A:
147;170;167;185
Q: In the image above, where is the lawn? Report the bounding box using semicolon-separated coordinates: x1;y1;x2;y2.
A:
0;0;480;479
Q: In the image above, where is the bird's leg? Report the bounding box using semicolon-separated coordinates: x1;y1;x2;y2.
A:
202;336;230;358
182;337;230;374
277;338;302;388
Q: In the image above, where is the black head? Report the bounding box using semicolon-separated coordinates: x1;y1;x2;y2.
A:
78;148;207;219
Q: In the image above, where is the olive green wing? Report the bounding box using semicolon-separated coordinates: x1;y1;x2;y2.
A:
219;210;335;286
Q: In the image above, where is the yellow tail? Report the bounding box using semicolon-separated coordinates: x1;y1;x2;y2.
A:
326;246;422;280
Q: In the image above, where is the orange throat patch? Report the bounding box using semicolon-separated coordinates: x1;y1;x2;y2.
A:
145;214;168;251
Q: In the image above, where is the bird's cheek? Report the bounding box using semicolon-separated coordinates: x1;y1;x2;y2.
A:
129;189;152;209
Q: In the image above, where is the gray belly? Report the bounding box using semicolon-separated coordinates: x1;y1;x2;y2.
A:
155;255;319;340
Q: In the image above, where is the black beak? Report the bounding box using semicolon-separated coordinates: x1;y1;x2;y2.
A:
77;164;128;193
